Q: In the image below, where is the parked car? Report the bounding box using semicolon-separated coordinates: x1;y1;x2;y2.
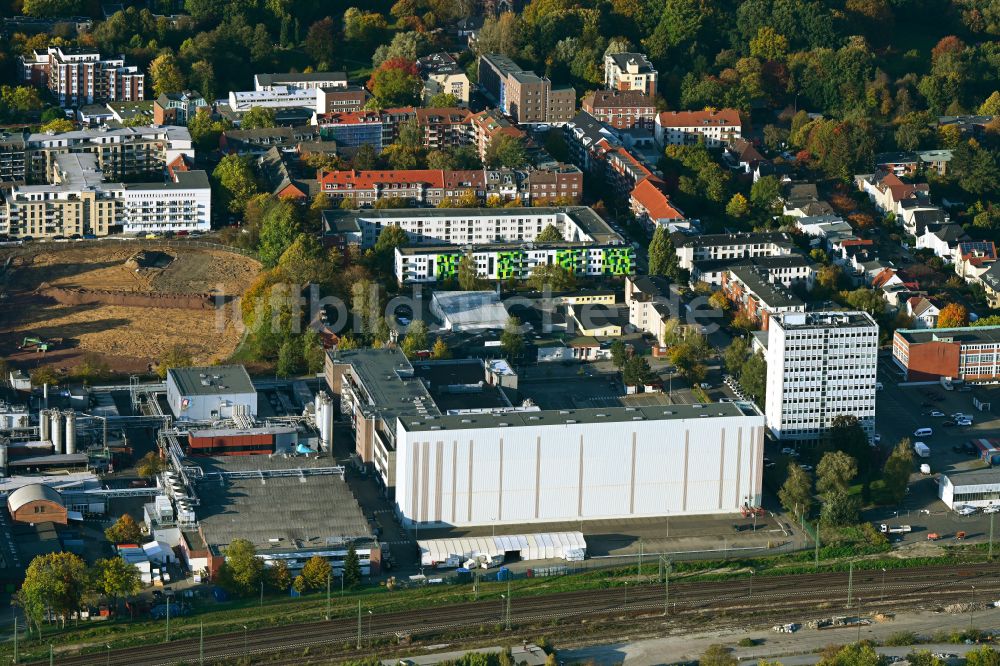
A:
780;447;798;456
984;505;1000;514
956;505;978;516
930;411;945;417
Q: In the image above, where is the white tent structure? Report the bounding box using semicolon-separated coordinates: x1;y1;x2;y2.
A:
419;531;586;567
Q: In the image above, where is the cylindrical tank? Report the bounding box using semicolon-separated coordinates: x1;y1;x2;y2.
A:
323;397;334;452
39;409;50;442
50;410;63;455
0;444;7;477
64;411;76;455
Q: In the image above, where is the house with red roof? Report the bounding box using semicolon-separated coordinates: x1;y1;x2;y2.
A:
654;109;742;148
857;171;931;216
630;177;685;230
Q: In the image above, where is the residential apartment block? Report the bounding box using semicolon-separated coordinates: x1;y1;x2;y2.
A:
317;166;580;208
253;71;347;91
21;46;144;107
581;89;656;129
314;107;473;152
692;254;815;289
417;52;471;104
625;275;674;346
153;91;208;125
219;125;323;156
0;125;194;184
764;311;879;441
228;87;318;113
672;232;795;271
654;109;742;148
322;205;622;250
478;53;576;124
893;325;1000;382
395;241;633;284
721;264;806;330
604;52;658;97
316;86;370;114
0;152;210;238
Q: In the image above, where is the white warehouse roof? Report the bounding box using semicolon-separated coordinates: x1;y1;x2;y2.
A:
431;291;509;331
419;531;585;566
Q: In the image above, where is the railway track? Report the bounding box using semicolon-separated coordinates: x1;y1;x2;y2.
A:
27;563;1000;666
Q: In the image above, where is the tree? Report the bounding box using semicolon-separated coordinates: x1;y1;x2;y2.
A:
304;17;337;66
431;338;451;359
966;648;1000;666
648;226;682;280
622;355;653;387
22;0;84;18
476;11;522;57
91;558;141;611
708;291;730;312
301;555;331;591
536;224;564;242
213;154;259;214
428;92;460;107
267;560;292;592
278;233;336;287
353;144;379;170
458;252;483;291
501;316;525;358
368;58;422;107
16;552;88;632
750;175;782;214
135;451;165;479
528;264;577;292
343;542;362;589
219;539;263;596
149;52;185;98
820;489;861;526
187;110;231;153
937;303;969;328
240;106;276;130
609;339;629;369
724;336;750;376
156;345;193;379
401;320;429;358
104;514;143;545
699;645;737;666
816;451;858;497
779;463;813;519
739;352;767;403
40;118;74;133
818;641;886;666
374;224;410;254
258;201;302;268
980;91;1000;116
484;134;529;169
725;193;750;218
343;7;387;48
883;438;914;505
276;339;305;377
749;26;788;61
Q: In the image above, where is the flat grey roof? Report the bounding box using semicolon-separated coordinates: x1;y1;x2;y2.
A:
195;472;371;553
671;231;793;249
397;240;613;253
257;71;347;85
399;402;752;432
167;365;256;397
943;468;1000;487
897;325;1000;345
772;311;877;329
329;348;441;424
728;265;804;308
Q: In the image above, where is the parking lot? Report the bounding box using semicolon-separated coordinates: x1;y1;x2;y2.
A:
865;377;1000;545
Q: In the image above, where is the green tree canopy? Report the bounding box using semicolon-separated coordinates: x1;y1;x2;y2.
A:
219;538;264;596
240;106;277;130
105;514;143;545
212;154;259;215
484;134;529;169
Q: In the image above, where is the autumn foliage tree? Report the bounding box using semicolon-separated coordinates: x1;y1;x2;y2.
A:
937;303;969;328
368;58;422;107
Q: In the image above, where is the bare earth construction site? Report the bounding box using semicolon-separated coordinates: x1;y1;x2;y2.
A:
0;242;261;374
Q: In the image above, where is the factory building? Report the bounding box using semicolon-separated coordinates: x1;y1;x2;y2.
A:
166;366;257;421
939;470;1000;510
327;348;766;528
7;483;67;525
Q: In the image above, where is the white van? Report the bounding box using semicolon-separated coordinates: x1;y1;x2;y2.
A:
914;427;933;437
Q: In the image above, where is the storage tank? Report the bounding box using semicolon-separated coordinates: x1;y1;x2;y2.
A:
316;391;334;452
50;410;63;454
64;411;76;455
39;409;50;442
0;444;7;477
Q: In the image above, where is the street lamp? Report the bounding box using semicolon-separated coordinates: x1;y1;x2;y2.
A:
491;517;496;539
749;569;755;598
971;585;976;630
880;568;887;603
368;609;374;649
242;625;248;655
106;643;111;666
624;581;629;610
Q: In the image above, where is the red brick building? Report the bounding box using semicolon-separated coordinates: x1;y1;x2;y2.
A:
892;325;1000;381
581;89;656;129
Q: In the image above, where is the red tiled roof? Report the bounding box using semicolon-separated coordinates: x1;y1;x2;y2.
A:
443;170;485;189
657;108;742;128
630;177;684;221
871;268;898;289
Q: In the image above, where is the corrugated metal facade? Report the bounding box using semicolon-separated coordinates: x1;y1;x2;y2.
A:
395;415;765;527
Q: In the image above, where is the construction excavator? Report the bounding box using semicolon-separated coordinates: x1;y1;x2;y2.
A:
19;336;60;352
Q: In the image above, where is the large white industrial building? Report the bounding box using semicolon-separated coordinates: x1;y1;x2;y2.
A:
764;311;879;441
395;404;764;527
166;365;257;421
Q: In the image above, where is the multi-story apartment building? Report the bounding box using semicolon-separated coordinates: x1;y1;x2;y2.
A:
21;46;143;107
219;125;322;156
228;87;318;113
314;107;473;152
764;311;879;441
672;232;795;271
417;52;471;105
316;86;370;114
692;254;815;289
0;125;194;184
470;109;525;161
629;176;685;230
478;53;576;124
581;89;656;129
322;205;622;250
317;166;581;208
153;90;208;125
654;109;742;148
253;71;347;91
395;241;633;284
893;325;1000;382
721;265;806;330
0;153;210;238
604;52;658;97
